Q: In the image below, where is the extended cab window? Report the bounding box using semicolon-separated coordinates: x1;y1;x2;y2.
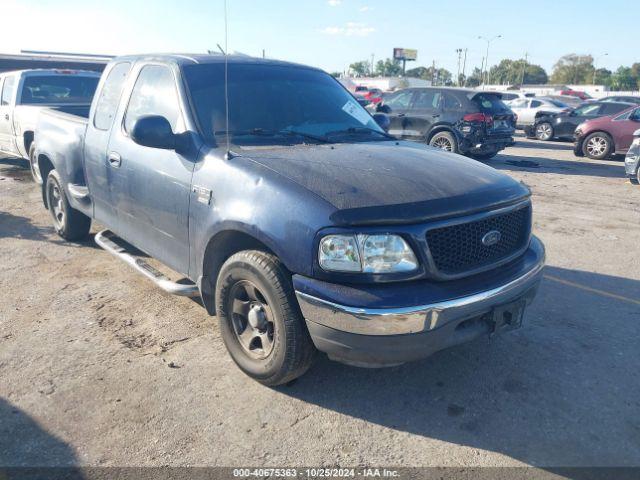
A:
124;65;182;133
1;75;15;106
94;62;131;130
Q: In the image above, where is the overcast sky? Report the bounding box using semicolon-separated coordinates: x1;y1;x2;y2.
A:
3;0;637;75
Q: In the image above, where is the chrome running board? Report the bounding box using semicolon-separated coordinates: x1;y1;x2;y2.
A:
95;230;199;297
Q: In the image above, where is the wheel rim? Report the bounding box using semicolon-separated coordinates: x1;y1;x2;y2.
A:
228;280;275;360
586;136;607;157
432;136;452;151
536;123;552;140
47;181;65;229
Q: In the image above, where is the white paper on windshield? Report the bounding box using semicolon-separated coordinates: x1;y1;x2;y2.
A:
342;100;371;125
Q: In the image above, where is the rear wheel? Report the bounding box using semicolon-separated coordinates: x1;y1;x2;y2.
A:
45;170;91;241
429;131;458;153
582;132;613;160
29;144;42;184
216;250;316;386
535;122;554;141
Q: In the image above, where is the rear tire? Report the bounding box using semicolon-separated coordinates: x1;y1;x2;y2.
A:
582;132;613;160
535;122;554;141
428;131;458;153
216;250;316;386
29;144;42;184
45;170;91;241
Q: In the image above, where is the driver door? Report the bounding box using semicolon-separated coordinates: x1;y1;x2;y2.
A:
106;64;194;275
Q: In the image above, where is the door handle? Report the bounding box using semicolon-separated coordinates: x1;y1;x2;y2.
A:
4;114;8;121
108;152;122;168
398;113;406;118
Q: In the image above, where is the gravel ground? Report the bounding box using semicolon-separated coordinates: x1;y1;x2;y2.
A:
1;135;639;469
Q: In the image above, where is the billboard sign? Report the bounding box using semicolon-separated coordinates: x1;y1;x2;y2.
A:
393;48;417;61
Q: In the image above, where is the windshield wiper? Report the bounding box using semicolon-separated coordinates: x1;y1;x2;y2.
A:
278;128;329;143
325;126;396;140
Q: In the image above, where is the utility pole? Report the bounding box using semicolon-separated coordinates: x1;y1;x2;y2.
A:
371;53;375;76
456;49;463;86
520;52;528;86
262;49;265;59
431;59;436;86
478;35;501;87
461;48;467;87
593;53;608;85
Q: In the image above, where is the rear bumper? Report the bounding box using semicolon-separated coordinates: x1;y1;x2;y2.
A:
294;236;545;366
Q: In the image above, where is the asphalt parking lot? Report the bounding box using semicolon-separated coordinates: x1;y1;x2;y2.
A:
1;135;639;469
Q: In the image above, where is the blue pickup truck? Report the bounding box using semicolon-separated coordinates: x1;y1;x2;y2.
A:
34;54;545;386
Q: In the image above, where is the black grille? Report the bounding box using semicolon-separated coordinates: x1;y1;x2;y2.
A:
426;205;531;276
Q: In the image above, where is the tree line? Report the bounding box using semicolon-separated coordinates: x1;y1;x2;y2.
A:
344;54;640;91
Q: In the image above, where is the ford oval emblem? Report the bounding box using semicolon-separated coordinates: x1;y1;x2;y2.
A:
482;230;502;247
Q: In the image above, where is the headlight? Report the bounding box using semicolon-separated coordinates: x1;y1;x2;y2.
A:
319;234;418;273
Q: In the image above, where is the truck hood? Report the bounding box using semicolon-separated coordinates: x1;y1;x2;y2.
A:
240;141;530;226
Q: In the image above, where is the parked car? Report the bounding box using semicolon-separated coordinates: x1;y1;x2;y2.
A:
376;87;516;159
573;105;640;159
624;128;640;184
364;87;384;105
560;89;591;100
598;95;640;105
0;69;101;183
525;101;633;141
34;54;544;386
500;91;535;102
507;97;570;127
545;94;584;108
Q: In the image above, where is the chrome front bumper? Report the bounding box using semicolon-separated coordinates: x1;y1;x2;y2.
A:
295;237;545;337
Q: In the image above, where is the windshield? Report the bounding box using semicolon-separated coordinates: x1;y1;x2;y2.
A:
19;75;99;105
183;63;385;145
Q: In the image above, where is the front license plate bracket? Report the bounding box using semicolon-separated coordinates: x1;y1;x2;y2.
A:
491;299;526;335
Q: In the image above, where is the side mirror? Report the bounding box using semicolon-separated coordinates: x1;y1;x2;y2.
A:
131;115;176;150
376;103;391;114
372;113;390;132
634;129;640;137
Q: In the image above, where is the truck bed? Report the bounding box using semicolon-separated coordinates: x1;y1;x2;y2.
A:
46;104;91;121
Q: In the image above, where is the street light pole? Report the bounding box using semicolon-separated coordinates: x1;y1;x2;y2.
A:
593;53;608;85
478;35;501;87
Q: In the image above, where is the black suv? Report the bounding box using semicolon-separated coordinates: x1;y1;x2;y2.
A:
375;87;515;159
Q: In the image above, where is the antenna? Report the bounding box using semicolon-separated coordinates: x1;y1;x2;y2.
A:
222;0;232;159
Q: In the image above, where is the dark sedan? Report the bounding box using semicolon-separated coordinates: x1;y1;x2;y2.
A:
525;101;634;141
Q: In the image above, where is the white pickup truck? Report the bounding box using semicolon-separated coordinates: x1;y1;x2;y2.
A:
0;69;100;183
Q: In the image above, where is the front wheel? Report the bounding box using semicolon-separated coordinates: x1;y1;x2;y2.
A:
45;170;91;241
582;132;613;160
428;131;458;153
215;250;316;386
535;122;554;141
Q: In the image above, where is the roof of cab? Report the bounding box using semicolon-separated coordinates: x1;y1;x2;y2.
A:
111;53;320;71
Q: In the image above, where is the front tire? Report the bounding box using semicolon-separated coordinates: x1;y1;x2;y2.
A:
215;250;316;386
29;144;43;184
582;132;613;160
535;122;554;141
45;170;91;240
429;131;458;153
